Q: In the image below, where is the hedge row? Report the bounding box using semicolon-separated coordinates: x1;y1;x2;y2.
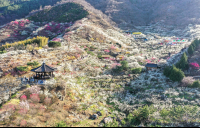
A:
0;36;48;51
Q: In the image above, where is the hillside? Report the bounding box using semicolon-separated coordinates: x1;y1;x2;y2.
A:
0;0;61;26
0;0;200;127
84;0;200;29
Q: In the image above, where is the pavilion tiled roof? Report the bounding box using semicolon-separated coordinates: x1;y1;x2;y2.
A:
31;62;57;72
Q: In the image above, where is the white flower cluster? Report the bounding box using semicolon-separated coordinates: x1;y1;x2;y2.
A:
19;100;29;110
27;85;41;94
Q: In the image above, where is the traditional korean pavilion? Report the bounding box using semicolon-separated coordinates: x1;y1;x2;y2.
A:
31;62;57;80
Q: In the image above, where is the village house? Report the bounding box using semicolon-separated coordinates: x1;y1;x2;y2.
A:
145;63;158;71
101;55;112;59
116;55;124;60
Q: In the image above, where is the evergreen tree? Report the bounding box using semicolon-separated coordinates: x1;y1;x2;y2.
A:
163;66;172;77
176;52;188;70
169;65;185;82
188;45;194;55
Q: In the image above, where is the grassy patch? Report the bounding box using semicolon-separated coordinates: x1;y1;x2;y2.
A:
11;92;18;98
55;121;69;127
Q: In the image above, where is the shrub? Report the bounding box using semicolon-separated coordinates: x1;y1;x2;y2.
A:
97;54;102;59
87;51;94;56
113;65;123;73
159;108;170;119
120;60;128;70
65;29;70;33
116;43;121;48
131;68;142;74
27;61;39;66
17;66;28;72
191;80;200;88
11;92;17;98
55;121;68;127
126;105;156;126
0;50;6;54
30;94;40;103
169;65;185;82
48;41;61;48
104;119;119;127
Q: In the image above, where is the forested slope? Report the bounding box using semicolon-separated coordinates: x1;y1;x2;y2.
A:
0;0;61;26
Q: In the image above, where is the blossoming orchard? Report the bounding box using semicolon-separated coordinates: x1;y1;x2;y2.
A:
0;1;199;127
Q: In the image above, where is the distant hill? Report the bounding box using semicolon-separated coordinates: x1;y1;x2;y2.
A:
0;0;61;26
83;0;200;29
28;2;89;23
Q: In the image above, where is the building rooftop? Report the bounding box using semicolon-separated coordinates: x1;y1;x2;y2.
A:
31;62;57;73
145;63;158;68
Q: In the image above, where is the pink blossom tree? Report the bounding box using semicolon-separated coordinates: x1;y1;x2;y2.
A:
190;62;200;69
30;94;40;103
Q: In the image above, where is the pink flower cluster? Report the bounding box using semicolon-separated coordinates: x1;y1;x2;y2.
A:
146;59;152;63
18;71;26;75
110;58;116;61
190;62;200;69
14;21;19;25
19;23;25;27
110;45;116;50
3;104;16;111
45;26;52;30
30;93;40;103
104;49;110;53
111;63;121;69
56;24;61;29
52;37;61;42
18;108;28;115
11;70;17;76
20;95;27;101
